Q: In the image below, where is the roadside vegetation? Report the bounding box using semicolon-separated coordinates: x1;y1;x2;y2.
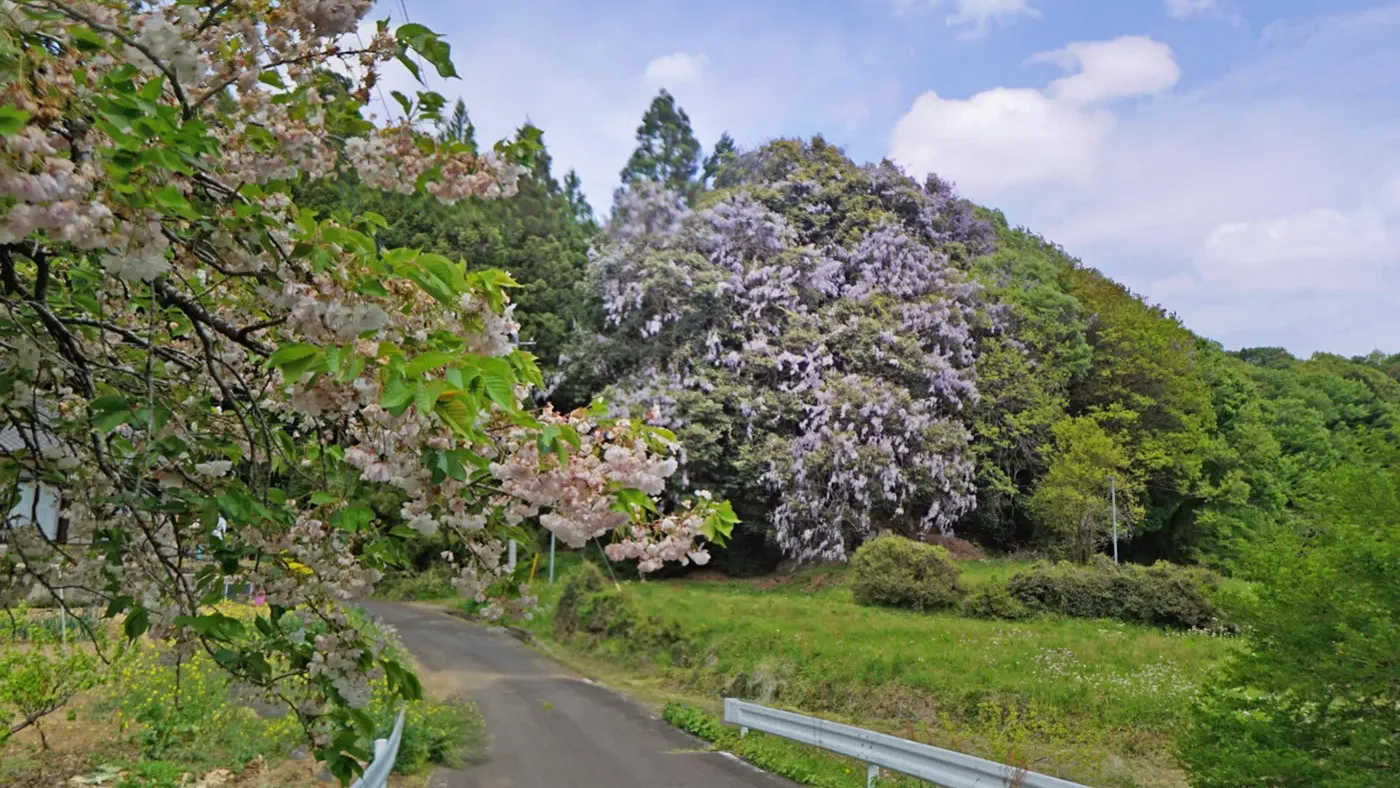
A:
0;600;482;787
458;550;1231;787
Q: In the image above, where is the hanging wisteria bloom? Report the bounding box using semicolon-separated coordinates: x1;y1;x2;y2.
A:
575;138;998;561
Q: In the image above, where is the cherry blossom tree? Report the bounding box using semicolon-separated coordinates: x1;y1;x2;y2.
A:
0;1;730;780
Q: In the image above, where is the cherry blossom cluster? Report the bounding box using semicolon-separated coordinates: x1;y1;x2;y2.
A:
604;492;715;573
488;407;706;572
346;130;530;205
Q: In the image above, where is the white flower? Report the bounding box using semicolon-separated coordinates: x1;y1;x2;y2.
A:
194;460;234;478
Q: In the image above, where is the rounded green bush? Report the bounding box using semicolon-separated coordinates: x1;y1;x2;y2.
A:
850;535;965;611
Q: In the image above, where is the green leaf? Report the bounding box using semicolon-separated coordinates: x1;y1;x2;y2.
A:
257;70;287;90
265;343;320;369
390;90;413;116
123;607;150;640
381;377;414;411
404;350;454;377
0;105;30;136
173;613;246;642
137;75;165;102
331;504;375;532
395;52;422;83
395;23;457;80
90;394;134;433
434;396;476;437
413;379;449;414
67;25;108;52
477;357;517;412
310;492;338;505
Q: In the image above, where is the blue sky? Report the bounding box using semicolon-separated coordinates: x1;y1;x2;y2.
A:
374;0;1400;357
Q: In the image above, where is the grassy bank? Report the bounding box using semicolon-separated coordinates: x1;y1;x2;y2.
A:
502;552;1237;788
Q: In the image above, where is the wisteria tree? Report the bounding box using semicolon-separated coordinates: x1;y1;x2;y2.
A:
569;138;998;562
0;0;730;780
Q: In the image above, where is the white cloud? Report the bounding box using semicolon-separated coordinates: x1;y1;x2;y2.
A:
893;7;1400;354
1196;209;1391;293
1165;0;1217;20
890;36;1175;196
945;0;1040;34
881;0;1038;35
643;52;708;90
1037;37;1181;105
890;88;1111;194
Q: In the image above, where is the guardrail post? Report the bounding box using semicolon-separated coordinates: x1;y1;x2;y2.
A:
866;763;879;788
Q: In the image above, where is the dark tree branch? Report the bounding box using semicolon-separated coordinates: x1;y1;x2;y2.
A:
152;278;273;355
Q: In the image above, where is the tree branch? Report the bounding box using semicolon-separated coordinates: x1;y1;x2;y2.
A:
152;278;274;355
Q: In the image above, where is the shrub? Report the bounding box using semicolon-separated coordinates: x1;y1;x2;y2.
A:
850;536;965;611
960;584;1031;620
1005;559;1222;629
553;561;609;640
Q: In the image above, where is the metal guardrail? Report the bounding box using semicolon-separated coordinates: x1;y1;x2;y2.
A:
724;698;1090;788
349;707;407;788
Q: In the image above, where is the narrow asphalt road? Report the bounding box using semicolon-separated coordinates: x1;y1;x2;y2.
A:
359;601;798;788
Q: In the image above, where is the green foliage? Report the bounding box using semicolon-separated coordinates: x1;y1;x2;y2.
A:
850;536;966;611
702;132;738;188
619;89;703;202
1028;416;1144;563
0;603;103;643
1181;467;1400;787
1005;559;1225;630
662;701;727;742
375;565;456;601
966;212;1091;548
438;98;476;148
960;583;1031;620
378;697;484;774
553;559;609;640
0;641;104;749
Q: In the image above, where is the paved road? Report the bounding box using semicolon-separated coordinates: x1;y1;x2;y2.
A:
359;601;797;788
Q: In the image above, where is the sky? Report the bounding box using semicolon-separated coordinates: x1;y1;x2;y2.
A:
371;0;1400;358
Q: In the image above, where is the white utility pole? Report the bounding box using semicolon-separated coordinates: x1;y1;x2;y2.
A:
1110;474;1118;564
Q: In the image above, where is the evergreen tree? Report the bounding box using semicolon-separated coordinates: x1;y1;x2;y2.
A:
702;131;738;187
619;89;702;202
562;169;596;227
439;98;476;149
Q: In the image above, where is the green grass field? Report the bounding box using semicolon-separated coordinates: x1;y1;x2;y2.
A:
504;552;1238;787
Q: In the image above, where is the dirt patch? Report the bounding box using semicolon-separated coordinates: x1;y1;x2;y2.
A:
928;535;986;561
684;570;729;583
